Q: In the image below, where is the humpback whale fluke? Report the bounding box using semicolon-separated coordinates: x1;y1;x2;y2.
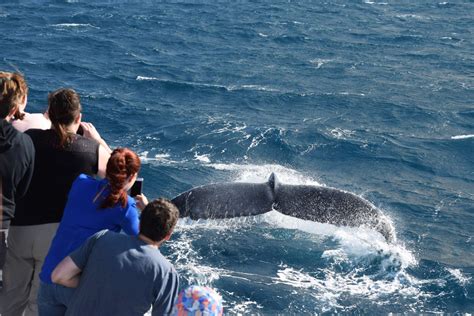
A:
171;173;395;242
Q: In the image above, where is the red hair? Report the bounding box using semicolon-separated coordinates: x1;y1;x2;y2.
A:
101;148;141;209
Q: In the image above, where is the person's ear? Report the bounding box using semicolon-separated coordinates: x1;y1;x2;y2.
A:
21;94;28;110
75;113;82;124
164;230;174;241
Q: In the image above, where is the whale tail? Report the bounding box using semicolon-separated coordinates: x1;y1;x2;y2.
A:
171;173;395;242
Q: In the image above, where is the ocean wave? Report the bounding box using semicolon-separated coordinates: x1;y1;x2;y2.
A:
364;1;388;5
136;76;280;93
446;268;471;287
310;58;332;69
194;152;211;163
229;84;280;92
451;134;474;140
178;211;416;312
50;23;100;29
138;151;182;165
329;127;356;140
394;14;430;21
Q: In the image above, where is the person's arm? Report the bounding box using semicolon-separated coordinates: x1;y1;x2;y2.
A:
80;122;112;153
120;197;142;236
152;269;180;316
134;194;148;212
52;230;108;288
51;256;82;288
96;145;110;179
80;122;111;178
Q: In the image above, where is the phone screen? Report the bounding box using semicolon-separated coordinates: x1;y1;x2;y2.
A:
130;178;143;197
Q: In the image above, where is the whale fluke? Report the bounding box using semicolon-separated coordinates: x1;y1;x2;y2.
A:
171;173;395;242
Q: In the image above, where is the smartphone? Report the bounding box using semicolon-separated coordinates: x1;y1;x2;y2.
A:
130;178;143;197
76;125;84;136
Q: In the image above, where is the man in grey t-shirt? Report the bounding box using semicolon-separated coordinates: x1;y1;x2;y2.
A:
39;198;180;316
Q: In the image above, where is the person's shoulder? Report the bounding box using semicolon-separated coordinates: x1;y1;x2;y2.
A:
71;134;100;152
74;134;99;146
24;128;53;144
25;127;47;137
15;129;35;155
93;229;113;241
77;173;96;182
71;173;97;188
149;249;176;273
125;195;137;210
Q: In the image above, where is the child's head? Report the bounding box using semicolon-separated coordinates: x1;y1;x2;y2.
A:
174;286;223;316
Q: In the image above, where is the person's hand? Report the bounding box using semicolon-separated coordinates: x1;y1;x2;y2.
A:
135;194;149;211
80;122;102;142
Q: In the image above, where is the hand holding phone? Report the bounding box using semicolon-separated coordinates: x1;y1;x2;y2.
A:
130;178;143;197
134;194;149;211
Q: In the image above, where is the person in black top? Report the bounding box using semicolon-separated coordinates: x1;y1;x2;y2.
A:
0;71;35;273
0;88;111;316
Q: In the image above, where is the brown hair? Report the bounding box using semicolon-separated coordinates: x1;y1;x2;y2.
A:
101;148;141;209
139;198;179;242
0;72;28;120
47;88;81;147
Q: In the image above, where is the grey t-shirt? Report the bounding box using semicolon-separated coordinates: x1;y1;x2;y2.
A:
66;230;179;316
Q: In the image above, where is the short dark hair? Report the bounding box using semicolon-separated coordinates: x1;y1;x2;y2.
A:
140;198;179;242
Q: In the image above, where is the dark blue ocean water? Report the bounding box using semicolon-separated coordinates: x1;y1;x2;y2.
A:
1;1;473;314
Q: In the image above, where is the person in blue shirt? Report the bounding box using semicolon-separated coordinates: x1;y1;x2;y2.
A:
37;147;148;314
45;198;180;316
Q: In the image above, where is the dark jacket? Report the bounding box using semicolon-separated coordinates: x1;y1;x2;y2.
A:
0;119;35;229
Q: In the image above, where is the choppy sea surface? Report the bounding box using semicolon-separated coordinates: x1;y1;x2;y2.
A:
1;1;473;314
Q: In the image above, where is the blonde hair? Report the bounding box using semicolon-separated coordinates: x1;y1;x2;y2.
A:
0;71;28;120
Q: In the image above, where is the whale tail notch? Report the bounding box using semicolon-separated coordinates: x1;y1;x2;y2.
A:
268;172;278;194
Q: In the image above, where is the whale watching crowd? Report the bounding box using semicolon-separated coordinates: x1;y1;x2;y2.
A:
0;71;224;315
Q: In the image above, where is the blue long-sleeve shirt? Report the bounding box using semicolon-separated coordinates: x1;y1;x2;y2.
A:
40;174;140;284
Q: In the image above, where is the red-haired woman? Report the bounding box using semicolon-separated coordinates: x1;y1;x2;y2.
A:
0;88;111;316
37;148;148;315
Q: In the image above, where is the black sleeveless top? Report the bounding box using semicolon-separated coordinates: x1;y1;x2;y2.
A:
12;129;99;226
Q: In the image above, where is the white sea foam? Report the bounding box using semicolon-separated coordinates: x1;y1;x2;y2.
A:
395;14;429;21
137;76;279;93
228;300;263;314
451;134;474;140
266;211;418;310
339;91;366;96
51;23;99;29
207;163;322;186
194;152;211;163
364;0;388;4
175;209;422;312
446;268;471;286
138;151;181;165
330;127;355;139
239;85;279;92
310;58;332;69
136;76;157;81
